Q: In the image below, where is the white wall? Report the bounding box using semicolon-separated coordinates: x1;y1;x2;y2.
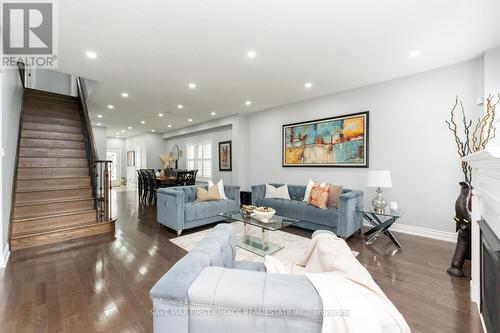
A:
246;59;483;233
1;68;24;267
92;126;107;160
483;47;500;146
107;137;127;179
125;133;165;185
164;126;232;184
29;69;73;96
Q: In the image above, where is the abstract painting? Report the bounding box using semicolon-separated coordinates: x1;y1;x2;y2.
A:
282;111;369;167
219;141;232;171
127;151;135;166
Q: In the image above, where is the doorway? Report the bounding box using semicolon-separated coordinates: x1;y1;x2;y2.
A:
106;149;121;187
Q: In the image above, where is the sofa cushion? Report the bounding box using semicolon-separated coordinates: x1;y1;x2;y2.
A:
255;198;338;227
185;199;238;222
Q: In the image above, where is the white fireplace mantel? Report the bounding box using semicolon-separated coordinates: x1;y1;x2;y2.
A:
463;147;500;307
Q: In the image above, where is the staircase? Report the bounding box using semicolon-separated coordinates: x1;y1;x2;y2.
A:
9;87;115;252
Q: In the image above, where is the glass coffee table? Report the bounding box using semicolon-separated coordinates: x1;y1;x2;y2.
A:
219;211;299;256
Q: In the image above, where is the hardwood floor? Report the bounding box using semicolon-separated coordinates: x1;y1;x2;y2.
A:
0;189;483;333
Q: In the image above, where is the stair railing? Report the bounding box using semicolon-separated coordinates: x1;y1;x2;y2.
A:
75;77;115;222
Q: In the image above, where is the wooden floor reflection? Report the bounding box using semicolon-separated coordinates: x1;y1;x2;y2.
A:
0;189;482;333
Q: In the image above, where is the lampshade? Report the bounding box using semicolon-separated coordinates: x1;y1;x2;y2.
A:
367;170;392;188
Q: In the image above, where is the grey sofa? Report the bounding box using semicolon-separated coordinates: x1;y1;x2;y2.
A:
150;224;323;333
252;183;363;238
156;185;240;235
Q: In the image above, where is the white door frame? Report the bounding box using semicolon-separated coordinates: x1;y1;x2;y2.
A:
106;148;121;187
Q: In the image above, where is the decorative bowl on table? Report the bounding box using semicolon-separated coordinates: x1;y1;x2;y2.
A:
253;207;276;222
240;205;256;217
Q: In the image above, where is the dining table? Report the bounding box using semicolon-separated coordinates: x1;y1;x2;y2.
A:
156;175;176;187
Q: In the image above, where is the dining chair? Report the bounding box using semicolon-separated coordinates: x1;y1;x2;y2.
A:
136;170;143;200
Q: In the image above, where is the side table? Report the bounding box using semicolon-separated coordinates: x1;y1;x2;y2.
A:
358;209;404;249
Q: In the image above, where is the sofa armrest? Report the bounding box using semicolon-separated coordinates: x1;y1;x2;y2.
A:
251;184;266;205
224;185;240;204
156;188;185;231
336;190;364;238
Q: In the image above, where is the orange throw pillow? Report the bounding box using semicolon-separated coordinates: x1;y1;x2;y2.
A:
327;183;343;208
308;185;330;209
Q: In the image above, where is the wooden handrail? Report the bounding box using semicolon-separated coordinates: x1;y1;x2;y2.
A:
76;77;98;160
16;61;25;86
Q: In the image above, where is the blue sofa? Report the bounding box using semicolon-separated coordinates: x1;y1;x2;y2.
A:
150;224;323;332
252;183;363;238
156;185;240;235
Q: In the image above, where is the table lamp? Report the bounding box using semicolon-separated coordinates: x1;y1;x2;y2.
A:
367;170;392;213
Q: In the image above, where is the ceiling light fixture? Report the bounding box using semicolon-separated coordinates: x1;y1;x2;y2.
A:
177;104;184;109
86;51;97;59
167;124;172;128
211;112;216;116
140;120;146;124
247;50;257;59
158;113;164;117
151;129;156;132
304;82;313;89
409;50;421;58
97;114;103;118
245;100;252;106
188;118;193;122
107;104;114;109
121;129;125;133
188;83;197;89
115;132;120;135
128;126;132;130
121;92;129;98
97;123;101;126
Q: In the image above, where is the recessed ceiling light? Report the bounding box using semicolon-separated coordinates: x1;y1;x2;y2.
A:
140;120;146;124
245;100;252;106
121;92;129;98
188;118;193;122
151;129;156;132
86;51;97;59
409;50;421;58
211;112;216;116
177;104;184;109
96;122;101;126
121;129;126;133
115;132;119;135
107;104;114;109
188;83;197;89
247;50;257;59
167;124;172;128
158;113;164;117
128;126;132;130
97;114;103;118
304;82;313;89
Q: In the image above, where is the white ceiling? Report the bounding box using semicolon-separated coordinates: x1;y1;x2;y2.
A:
56;0;500;138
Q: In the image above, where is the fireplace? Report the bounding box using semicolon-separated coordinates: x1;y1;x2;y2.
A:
479;219;500;333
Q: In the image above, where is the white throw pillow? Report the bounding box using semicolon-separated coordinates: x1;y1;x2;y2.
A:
265;184;291;200
303;179;315;202
208;180;227;199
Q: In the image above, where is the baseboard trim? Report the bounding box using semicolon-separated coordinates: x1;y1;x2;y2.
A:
364;222;457;243
0;244;10;268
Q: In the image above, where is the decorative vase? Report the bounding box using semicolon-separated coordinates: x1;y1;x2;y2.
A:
447;182;472;277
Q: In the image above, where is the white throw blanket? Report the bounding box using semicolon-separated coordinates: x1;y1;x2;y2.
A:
265;232;410;333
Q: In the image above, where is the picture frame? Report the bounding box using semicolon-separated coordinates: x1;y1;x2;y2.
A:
218;141;232;171
127;150;135;166
282;111;369;167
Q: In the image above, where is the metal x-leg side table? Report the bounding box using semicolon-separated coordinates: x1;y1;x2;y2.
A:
359;209;404;249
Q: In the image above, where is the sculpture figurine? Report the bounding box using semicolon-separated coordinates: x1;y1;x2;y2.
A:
447;182;471;277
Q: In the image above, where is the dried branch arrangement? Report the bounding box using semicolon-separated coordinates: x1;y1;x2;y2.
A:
446;94;499;184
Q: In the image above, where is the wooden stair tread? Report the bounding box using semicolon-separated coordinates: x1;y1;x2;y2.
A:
11;221;98;239
16;175;89;180
25;88;79;100
14;196;94;207
16;185;91;193
12;209;97;223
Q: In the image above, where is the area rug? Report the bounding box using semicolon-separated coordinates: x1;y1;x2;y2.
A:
170;222;358;265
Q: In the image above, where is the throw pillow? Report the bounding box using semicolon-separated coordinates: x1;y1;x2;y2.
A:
264;184;291;200
303;179;315;202
308;185;330;209
327;183;343;208
196;185;221;201
208;179;227;199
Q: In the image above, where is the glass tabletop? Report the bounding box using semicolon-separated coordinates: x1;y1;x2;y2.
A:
219;211;299;231
357;208;405;218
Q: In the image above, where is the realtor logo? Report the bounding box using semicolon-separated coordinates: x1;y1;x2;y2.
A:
2;0;58;68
